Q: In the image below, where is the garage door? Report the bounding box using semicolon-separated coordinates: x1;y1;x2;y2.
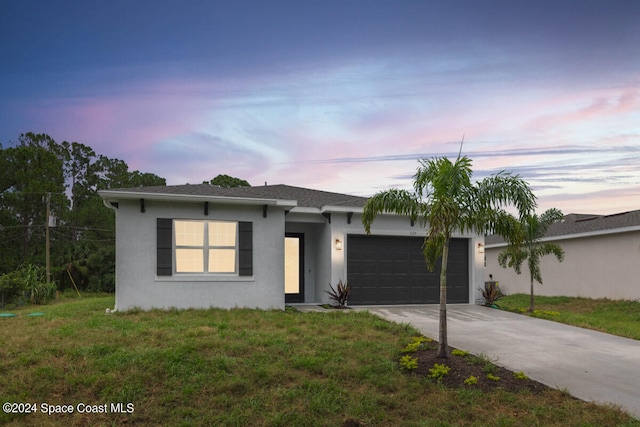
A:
346;235;469;305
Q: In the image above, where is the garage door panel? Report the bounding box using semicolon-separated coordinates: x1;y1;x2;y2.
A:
411;285;438;302
394;260;409;274
378;287;396;302
347;235;469;305
379;260;394;273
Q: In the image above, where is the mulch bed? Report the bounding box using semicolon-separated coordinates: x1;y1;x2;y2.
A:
341;342;551;427
315;304;549;393
408;340;550;393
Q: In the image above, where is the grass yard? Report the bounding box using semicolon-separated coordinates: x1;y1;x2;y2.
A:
1;294;638;426
499;294;640;340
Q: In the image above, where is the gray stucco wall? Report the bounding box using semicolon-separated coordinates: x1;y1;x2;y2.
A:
110;198;485;311
485;230;640;300
327;212;484;305
113;199;286;310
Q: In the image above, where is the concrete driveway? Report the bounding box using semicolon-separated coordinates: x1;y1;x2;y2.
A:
351;304;640;420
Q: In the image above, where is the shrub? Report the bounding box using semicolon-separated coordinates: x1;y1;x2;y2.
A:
325;279;351;307
0;264;57;306
451;349;469;357
401;336;431;353
399;355;418;370
478;281;505;307
428;363;451;382
28;280;57;305
513;371;529;380
464;376;478;385
487;374;501;381
21;264;57;304
0;270;24;307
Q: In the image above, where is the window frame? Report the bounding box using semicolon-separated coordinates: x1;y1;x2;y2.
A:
173;219;238;275
156;218;252;278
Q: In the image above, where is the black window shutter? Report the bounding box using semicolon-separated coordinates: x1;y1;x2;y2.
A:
157;218;173;276
238;221;253;276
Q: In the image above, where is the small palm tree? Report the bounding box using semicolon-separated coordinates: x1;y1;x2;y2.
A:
362;153;536;358
498;208;565;312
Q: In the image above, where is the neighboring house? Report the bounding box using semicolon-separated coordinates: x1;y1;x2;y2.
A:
99;184;485;311
485;210;640;300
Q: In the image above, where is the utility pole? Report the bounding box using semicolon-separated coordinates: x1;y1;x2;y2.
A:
45;192;51;284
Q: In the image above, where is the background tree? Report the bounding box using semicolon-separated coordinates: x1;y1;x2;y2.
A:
59;153;165;292
204;174;250;188
0;132;166;297
362;154;536;358
498;208;565;312
97;156;166;190
0;134;67;273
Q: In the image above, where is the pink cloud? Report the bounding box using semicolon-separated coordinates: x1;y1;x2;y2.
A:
15;58;639;217
539;185;640;215
523;86;640;135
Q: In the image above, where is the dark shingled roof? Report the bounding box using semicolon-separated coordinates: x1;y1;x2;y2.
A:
105;184;369;209
486;209;640;244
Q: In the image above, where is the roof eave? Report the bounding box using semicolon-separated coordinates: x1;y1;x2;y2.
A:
98;189;298;208
320;205;365;214
485;224;640;249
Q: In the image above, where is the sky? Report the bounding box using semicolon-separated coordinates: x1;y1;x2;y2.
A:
1;0;639;215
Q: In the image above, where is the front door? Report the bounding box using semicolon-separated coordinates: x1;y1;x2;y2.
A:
285;233;304;303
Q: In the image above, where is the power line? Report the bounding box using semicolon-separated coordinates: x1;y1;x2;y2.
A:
0;232;27;245
0;224;113;233
1;191;66;195
59;225;114;232
0;225;46;230
50;229;114;242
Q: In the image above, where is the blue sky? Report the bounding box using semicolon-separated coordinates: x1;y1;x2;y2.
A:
1;0;639;214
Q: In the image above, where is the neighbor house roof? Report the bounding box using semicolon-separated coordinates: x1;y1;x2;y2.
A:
99;184;369;211
486;209;640;246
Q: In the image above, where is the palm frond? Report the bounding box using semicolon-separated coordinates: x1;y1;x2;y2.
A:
414;156;472;201
362;189;423;233
422;234;445;271
475;172;537;221
498;210;565;287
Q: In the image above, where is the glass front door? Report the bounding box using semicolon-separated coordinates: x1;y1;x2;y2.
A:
285;234;304;303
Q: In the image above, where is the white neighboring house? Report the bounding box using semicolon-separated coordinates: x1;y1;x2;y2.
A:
485;210;640;300
99;184;485;310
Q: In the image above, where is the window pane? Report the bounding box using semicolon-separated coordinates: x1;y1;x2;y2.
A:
209;221;237;247
176;249;204;272
175;221;204;246
209;249;236;273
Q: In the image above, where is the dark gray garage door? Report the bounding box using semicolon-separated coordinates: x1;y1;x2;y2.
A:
347;235;469;305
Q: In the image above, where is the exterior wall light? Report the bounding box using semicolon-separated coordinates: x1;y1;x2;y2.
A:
477;243;485;253
335;239;343;250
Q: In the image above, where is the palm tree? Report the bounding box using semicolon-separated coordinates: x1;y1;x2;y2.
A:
362;154;536;358
497;208;565;312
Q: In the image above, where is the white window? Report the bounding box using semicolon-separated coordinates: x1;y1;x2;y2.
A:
174;220;237;274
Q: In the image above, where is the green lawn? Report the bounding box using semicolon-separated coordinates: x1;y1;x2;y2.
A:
499;294;640;340
1;294;638;426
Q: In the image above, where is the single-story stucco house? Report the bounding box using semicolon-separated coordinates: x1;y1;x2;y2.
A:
485;210;640;300
99;184;485;310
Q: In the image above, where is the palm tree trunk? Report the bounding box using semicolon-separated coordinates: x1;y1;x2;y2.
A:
436;240;450;358
529;277;535;312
